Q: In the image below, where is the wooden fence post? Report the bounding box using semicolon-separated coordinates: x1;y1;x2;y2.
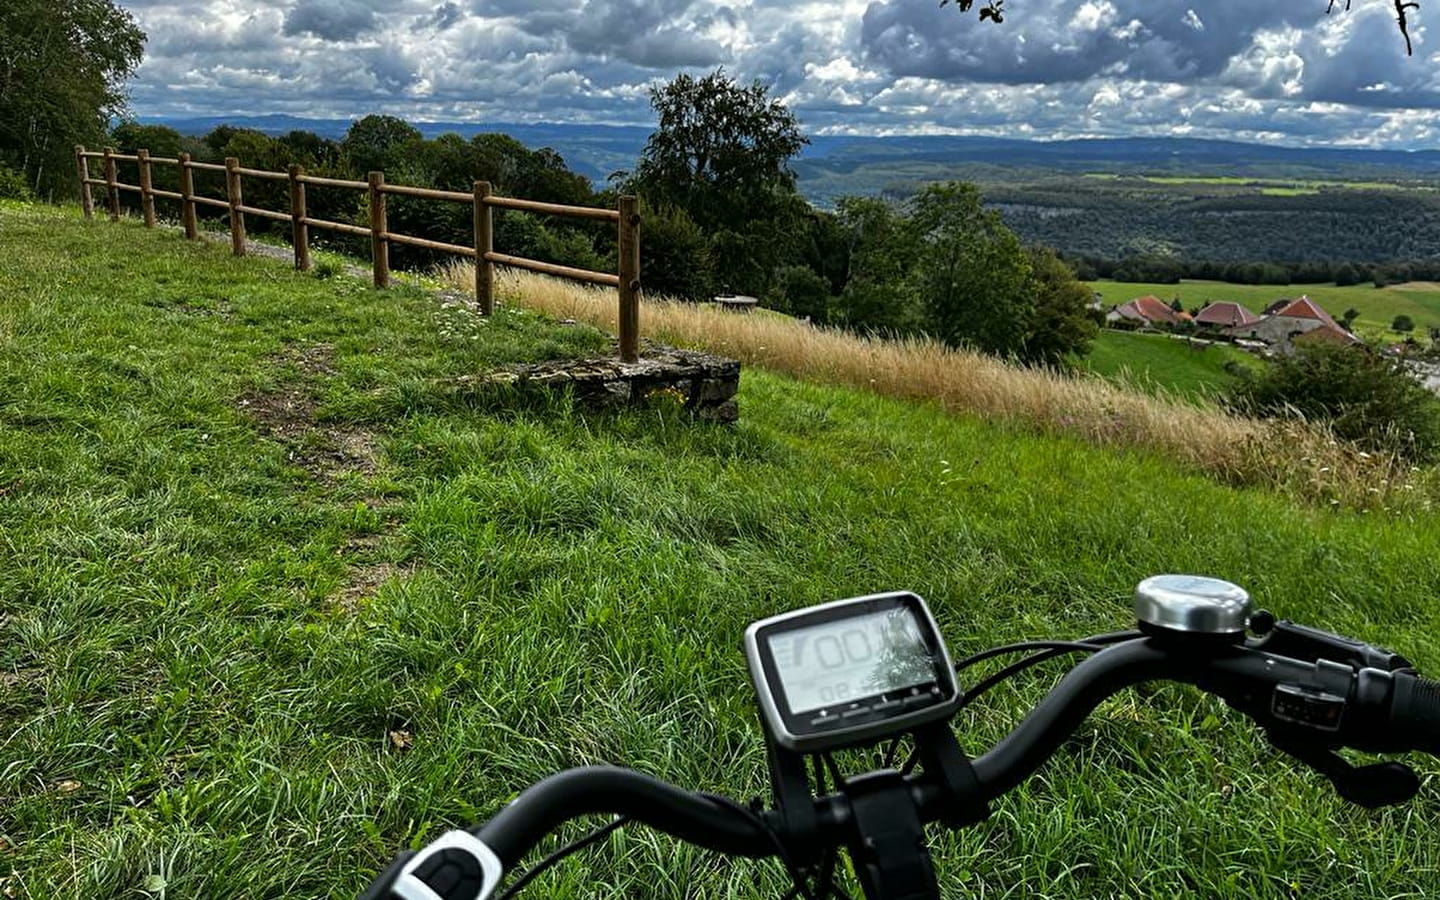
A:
75;145;94;219
179;153;198;240
224;157;246;256
103;147;120;221
289;164;310;271
617;195;641;363
474;180;493;315
369;171;389;288
137;149;156;228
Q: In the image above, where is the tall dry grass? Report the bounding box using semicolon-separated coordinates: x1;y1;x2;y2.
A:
440;261;1435;512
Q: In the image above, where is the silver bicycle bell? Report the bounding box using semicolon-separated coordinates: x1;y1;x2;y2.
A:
1134;575;1252;638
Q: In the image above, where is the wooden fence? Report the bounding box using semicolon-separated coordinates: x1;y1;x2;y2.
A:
74;144;643;362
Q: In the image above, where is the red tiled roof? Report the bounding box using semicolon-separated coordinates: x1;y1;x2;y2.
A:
1195;301;1261;327
1294;324;1361;347
1272;296;1339;328
1117;295;1180;324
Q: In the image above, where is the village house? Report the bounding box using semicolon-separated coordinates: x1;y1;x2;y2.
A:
1227;296;1360;355
1193;301;1261;331
1104;292;1364;358
1106;295;1183;327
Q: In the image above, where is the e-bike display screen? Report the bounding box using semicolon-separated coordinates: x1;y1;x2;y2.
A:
745;593;960;753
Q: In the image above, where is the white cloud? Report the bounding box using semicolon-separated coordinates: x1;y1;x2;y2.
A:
111;0;1440;149
1070;1;1116;33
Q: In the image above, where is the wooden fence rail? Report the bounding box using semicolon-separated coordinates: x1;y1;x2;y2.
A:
75;144;644;362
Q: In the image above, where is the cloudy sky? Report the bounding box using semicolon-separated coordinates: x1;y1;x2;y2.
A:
115;0;1440;148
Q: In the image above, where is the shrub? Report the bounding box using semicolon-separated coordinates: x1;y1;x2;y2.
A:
312;258;343;280
1393;314;1415;333
1227;342;1440;464
0;164;33;201
494;210;606;275
635;199;713;302
772;265;831;323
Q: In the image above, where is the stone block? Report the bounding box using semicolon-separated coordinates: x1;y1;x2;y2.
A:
478;345;741;422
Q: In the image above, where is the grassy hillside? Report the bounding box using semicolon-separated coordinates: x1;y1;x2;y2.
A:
1089;278;1440;337
451;263;1430;511
1078;331;1258;400
5;204;1440;899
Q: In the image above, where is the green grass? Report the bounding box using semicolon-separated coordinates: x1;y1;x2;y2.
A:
5;204;1440;899
1079;330;1259;400
1089;278;1440;337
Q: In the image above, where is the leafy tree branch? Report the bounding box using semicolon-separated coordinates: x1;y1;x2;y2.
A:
944;0;1422;55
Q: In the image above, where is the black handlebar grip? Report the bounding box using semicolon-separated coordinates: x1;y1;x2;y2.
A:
1389;673;1440;756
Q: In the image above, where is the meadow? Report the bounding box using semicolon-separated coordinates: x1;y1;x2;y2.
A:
4;204;1440;899
1077;330;1258;400
1081;173;1427;192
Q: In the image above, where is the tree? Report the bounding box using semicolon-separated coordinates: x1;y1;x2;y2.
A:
799;210;852;296
111;121;182;159
940;0;1423;55
833;196;923;335
112;120;182;195
0;0;145;197
1393;314;1416;332
631;68;809;296
341;114;422;175
1342;307;1361;330
202;124;247;157
634;69;806;230
1020;247;1100;366
276;130;339;168
906;182;1034;356
1334;262;1363;287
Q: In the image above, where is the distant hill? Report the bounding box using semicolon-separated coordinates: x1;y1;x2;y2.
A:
143;115;1440;202
146;114;651;185
794;136;1440;206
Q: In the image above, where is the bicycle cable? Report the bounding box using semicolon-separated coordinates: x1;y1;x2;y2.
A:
494;815;631;900
895;632;1143;772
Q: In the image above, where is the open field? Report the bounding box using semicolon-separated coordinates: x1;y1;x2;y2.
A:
1081;173;1426;191
1089;278;1440;337
1078;331;1258;400
6;205;1440;899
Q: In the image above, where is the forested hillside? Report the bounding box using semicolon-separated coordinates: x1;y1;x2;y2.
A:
989;179;1440;266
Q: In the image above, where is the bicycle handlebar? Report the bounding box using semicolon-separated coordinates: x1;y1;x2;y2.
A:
362;630;1440;900
473;768;777;865
1389;672;1440;756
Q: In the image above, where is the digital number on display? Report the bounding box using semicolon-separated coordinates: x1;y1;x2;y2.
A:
768;608;935;713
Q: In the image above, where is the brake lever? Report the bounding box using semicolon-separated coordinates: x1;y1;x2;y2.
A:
1249;611;1412;672
1269;734;1419;809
